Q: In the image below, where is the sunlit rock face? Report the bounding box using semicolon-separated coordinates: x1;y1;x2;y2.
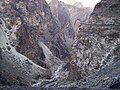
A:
73;0;120;77
0;0;70;64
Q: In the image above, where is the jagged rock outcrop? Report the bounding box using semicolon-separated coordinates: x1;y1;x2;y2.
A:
0;19;52;86
67;4;92;36
0;0;69;65
0;0;120;89
69;0;120;88
0;0;73;86
49;0;75;51
38;41;64;76
49;0;92;52
76;53;120;89
69;5;92;24
91;0;120;18
38;0;120;88
0;17;67;87
0;0;66;86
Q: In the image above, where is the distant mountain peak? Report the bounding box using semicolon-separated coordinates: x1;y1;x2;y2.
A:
49;0;59;4
73;2;83;8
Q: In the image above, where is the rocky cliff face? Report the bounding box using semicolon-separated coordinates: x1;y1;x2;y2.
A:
39;0;120;88
69;0;120;87
67;4;92;36
0;18;52;86
0;14;64;87
0;0;120;89
0;0;69;64
49;0;92;52
49;0;75;51
0;0;66;86
91;0;120;17
74;0;120;72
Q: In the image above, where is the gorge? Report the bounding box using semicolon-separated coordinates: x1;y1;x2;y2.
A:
0;0;120;89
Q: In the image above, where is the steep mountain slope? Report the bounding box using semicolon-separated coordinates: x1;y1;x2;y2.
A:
74;0;120;73
49;0;92;51
67;4;92;35
41;0;120;88
69;0;120;88
0;0;69;64
91;0;120;17
49;0;75;51
0;18;52;86
0;0;120;89
0;0;65;86
0;15;64;87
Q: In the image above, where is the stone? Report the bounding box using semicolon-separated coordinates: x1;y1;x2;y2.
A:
49;0;92;53
0;0;69;66
0;18;52;86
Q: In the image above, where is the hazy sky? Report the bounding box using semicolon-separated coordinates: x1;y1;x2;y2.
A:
46;0;101;8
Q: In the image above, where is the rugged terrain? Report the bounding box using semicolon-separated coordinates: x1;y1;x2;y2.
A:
69;0;120;88
0;0;70;63
0;0;65;86
49;0;92;51
0;0;120;89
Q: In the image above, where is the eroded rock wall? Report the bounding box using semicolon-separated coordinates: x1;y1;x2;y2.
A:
72;0;120;77
0;0;69;65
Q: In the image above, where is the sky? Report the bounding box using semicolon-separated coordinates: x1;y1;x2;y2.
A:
46;0;101;8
